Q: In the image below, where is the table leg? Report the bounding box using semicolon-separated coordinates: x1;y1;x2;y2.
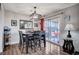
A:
44;36;46;47
26;38;28;54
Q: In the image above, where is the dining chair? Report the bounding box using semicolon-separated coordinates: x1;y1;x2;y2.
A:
28;32;34;49
33;31;41;52
19;31;26;53
19;31;23;49
40;31;46;47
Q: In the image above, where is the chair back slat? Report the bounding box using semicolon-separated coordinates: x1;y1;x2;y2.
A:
19;31;24;44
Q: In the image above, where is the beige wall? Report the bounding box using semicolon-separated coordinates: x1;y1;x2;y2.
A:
4;10;29;44
0;4;4;53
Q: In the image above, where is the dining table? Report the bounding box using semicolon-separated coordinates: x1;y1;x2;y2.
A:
22;31;46;54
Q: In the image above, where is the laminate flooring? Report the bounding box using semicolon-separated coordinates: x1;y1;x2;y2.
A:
1;41;68;55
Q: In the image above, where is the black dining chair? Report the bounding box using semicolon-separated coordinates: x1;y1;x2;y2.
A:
40;31;46;47
28;32;34;49
19;31;26;53
19;31;23;49
33;31;41;52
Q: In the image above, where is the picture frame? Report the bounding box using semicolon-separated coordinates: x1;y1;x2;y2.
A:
64;15;70;21
20;20;33;29
11;20;17;26
28;21;33;28
34;23;38;27
25;22;28;28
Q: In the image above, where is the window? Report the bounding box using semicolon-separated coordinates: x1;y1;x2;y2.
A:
44;17;60;44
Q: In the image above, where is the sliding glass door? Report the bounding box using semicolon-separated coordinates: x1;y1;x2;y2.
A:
44;18;60;44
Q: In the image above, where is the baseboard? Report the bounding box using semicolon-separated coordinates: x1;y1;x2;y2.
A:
9;42;19;45
0;49;3;54
0;52;3;55
46;40;61;47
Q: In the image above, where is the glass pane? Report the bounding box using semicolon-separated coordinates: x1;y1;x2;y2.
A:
44;19;60;44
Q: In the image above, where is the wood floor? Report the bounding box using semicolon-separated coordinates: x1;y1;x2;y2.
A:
1;41;68;55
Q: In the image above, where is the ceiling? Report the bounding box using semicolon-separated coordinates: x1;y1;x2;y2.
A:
3;3;77;16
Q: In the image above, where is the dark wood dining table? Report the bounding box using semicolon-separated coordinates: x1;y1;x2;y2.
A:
22;31;46;54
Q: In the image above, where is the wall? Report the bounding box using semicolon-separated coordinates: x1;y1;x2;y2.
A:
4;10;29;44
0;4;4;53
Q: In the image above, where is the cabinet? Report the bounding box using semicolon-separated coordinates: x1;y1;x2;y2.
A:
3;26;11;51
63;38;74;54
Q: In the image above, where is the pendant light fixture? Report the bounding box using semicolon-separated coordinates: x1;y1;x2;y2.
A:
30;6;42;19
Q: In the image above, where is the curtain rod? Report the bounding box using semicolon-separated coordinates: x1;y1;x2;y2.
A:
46;12;64;19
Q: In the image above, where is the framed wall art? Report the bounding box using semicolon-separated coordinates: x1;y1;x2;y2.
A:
11;20;17;26
20;20;33;29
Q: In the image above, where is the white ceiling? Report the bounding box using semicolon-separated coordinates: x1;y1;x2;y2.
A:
3;3;77;16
